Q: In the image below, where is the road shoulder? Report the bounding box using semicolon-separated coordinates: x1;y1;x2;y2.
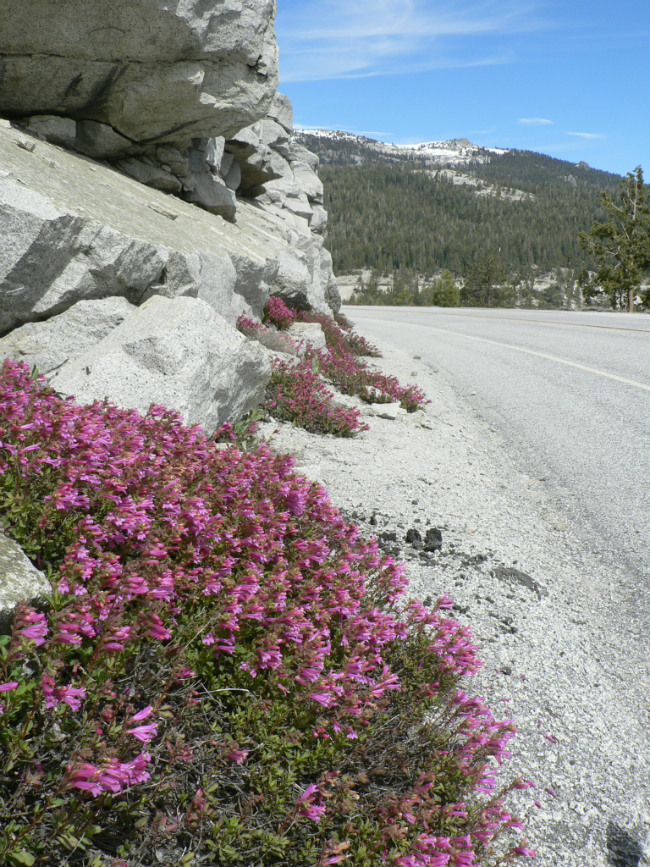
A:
265;329;650;867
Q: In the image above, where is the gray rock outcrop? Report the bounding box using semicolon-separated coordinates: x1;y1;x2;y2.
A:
1;297;136;374
49;295;270;435
287;322;327;353
223;93;340;313
0;0;343;634
0;0;278;152
0;532;49;633
0;2;340;436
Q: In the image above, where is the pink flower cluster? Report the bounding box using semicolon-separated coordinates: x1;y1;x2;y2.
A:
0;359;531;864
66;751;151;797
237;313;302;356
263;296;297;330
296;311;428;411
318;344;428;410
300;310;380;358
236;314;266;339
268;356;368;436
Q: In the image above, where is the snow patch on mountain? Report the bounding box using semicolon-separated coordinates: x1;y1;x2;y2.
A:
295;127;510;167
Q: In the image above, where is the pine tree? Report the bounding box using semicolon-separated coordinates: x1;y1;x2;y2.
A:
460;254;508;306
578;166;650;311
431;270;460;306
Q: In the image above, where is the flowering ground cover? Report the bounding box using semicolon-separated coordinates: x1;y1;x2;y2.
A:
266;356;367;437
259;300;428;435
237;315;302;356
0;358;534;866
295;310;427;412
264;296;298;331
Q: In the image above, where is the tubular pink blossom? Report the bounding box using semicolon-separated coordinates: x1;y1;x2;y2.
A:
0;682;18;692
309;691;338;707
130;705;153;722
126;722;158;744
298;802;326;822
297;782;320;802
513;844;537;857
226;749;249;765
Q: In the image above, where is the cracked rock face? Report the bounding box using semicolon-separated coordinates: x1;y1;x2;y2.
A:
0;0;340;435
48;295;271;437
0;0;279;154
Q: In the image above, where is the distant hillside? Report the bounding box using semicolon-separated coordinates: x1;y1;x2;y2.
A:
296;130;622;301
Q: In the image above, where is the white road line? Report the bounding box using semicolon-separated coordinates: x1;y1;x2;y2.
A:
408;324;650;394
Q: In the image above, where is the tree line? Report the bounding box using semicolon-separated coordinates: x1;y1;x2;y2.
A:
319;161;614;279
298;134;649;308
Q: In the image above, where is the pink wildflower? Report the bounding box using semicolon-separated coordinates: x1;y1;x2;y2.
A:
130;705;153;722
299;802;327;822
513;844;537;857
297;783;320;802
227;749;249;765
512;778;536;789
15;609;49;645
0;682;19;692
148;613;172;641
57;685;86;711
42;675;86;710
127;722;158;744
309;691;338;707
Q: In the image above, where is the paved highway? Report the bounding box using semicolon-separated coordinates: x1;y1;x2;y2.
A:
348;306;650;639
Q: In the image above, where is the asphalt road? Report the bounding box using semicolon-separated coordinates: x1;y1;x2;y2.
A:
347;306;650;639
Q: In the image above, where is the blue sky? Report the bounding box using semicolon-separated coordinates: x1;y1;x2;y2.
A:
275;0;650;177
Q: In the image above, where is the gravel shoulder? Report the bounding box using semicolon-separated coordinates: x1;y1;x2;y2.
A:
262;329;650;867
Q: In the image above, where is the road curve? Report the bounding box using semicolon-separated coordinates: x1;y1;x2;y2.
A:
348;308;650;613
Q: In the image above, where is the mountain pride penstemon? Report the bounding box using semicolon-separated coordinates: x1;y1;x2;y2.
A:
262;303;428;436
0;359;534;865
297;310;428;411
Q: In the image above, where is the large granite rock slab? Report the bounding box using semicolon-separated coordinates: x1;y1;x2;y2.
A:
268;93;293;134
0;297;135;374
0;0;278;154
287;322;327;352
0;532;49;633
0;110;339;436
0;181;175;333
50;295;271;436
0;121;320;334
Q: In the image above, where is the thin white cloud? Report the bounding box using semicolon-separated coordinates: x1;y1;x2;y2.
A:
567;131;606;140
519;117;553;125
277;0;545;82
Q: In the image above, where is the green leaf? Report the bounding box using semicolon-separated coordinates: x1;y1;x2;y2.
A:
57;832;81;851
7;851;36;866
14;682;34;697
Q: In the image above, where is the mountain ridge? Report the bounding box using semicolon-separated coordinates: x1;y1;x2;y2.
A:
295;128;503;167
294;127;614;176
293;128;623;305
